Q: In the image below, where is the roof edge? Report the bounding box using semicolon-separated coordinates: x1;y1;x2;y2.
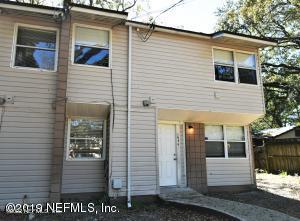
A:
0;1;128;18
126;20;278;47
0;0;59;14
213;31;277;46
69;3;128;16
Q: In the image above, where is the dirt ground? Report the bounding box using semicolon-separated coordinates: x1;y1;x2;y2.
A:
0;201;235;221
208;172;300;219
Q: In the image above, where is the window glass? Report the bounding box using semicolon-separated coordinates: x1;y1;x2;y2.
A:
68;118;104;160
214;49;234;65
15;47;55;70
74;46;109;66
205;125;224;140
14;26;57;70
236;53;256;69
228;142;246;158
215;65;235;82
238;68;257;84
226;126;245;141
75;27;109;48
206;141;225;157
74;26;110;67
17;27;56;49
205;125;247;158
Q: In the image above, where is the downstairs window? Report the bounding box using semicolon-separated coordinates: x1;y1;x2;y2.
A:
67;118;105;160
205;125;247;158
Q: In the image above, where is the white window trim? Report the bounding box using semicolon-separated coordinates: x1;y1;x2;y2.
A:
66;117;107;161
71;23;112;69
212;46;260;86
11;23;59;72
205;125;249;159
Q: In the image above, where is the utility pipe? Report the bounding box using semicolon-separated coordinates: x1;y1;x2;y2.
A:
127;25;132;208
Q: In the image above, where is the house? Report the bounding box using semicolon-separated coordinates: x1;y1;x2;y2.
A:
260;126;300;139
0;1;277;208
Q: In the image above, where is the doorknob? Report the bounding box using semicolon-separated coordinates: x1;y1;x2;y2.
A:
173;153;177;161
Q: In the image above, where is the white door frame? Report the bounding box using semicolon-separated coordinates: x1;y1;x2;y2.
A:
158;121;186;187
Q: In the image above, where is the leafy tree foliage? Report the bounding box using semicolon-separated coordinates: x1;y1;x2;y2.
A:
216;0;300;133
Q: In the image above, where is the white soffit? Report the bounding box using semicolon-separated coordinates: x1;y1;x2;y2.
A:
212;33;277;47
158;108;263;125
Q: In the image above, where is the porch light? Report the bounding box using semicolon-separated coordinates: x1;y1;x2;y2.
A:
187;125;194;134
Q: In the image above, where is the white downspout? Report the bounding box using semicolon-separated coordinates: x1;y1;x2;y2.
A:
127;25;132;208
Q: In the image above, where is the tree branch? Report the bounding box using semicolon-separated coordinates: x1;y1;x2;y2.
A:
262;62;300;71
122;0;137;11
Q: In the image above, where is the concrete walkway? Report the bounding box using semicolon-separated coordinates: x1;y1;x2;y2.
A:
159;187;300;221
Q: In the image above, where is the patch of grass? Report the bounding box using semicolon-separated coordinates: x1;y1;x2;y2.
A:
279;171;288;177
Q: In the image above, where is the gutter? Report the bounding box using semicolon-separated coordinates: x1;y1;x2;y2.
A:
0;2;57;15
127;25;132;208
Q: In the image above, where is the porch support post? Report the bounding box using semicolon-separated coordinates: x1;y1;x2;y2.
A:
49;15;71;202
185;123;207;193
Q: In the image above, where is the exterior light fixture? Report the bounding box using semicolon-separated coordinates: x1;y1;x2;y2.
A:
187;125;194;134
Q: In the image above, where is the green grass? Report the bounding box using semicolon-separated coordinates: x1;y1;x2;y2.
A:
279;171;288;177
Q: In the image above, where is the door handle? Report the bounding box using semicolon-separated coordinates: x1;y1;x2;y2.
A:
173;153;177;161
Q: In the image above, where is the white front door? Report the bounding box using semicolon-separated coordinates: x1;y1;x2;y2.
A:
158;124;177;186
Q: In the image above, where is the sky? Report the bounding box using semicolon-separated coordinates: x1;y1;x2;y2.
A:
129;0;232;33
45;0;233;33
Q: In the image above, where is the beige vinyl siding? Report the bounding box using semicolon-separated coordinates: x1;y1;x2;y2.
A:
206;159;252;186
0;14;59;207
62;161;106;193
65;18;129;195
206;130;254;187
131;30;264;115
61;121;107;194
109;107;157;196
131;108;157;195
66;19;128;106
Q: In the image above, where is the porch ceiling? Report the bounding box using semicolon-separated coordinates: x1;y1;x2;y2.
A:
158;108;263;125
66;102;110;118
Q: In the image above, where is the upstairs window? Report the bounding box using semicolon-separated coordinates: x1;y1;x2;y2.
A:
67;118;105;160
73;25;110;67
205;125;247;158
213;49;235;82
14;26;58;71
237;52;257;84
213;48;258;85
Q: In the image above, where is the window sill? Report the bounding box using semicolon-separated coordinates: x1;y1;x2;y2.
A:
11;65;57;73
213;80;260;88
66;158;105;162
206;157;248;160
71;62;111;70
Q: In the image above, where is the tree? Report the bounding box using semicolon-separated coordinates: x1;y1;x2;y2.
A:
72;0;139;11
216;0;300;133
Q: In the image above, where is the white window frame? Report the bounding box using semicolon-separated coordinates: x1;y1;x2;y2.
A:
212;46;259;86
71;23;112;69
205;125;249;159
66;117;107;161
11;23;59;72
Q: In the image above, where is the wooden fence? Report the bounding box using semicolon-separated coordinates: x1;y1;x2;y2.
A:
254;138;300;174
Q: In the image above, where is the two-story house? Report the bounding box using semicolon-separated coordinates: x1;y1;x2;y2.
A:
0;1;276;208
